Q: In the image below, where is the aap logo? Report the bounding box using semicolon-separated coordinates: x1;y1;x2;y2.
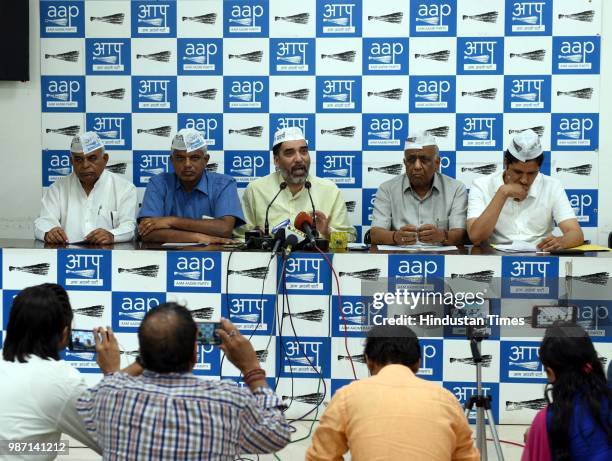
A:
553;37;600;74
112;292;166;332
131;1;177;37
505;76;551;112
456;114;503;150
223;77;269;113
223;0;269;37
270;39;315;75
410;1;456;36
317;0;362;36
86;113;132;150
133;151;172;187
505;0;552;36
167;252;221;293
551;114;598;151
500;342;546;383
193;344;221;376
178;114;223;150
457;38;504;74
132;77;177;113
388;255;444;293
43;151;72;186
316;152;361;188
331;296;382;336
278;336;330;378
86;39;131;75
280;254;331;295
501;256;559;299
42;77;85;112
58;250;111;291
177;39;223;75
317;77;362;113
362;114;408;150
409;77;456;113
222;294;275;336
566;189;598;227
41;1;84;37
224;151;270;186
363;39;409;75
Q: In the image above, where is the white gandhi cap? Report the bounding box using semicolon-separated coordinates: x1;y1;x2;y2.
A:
171;128;208;153
273;126;307;149
507;129;542;161
404;133;437;150
70;132;104;154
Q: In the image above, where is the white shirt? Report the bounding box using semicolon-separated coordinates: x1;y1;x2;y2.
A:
467;170;576;245
0;355;101;460
34;171;137;243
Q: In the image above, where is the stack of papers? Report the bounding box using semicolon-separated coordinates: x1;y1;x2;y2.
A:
493;241;538;253
377;243;458;252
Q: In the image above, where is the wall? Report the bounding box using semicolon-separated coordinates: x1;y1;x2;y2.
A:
0;0;610;243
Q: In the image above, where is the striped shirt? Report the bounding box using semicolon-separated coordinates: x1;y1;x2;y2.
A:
76;371;290;460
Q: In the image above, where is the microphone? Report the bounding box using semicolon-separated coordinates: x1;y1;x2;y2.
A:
271;227;286;254
295;211;316;245
304;180;317;233
284;234;299;256
264;181;287;235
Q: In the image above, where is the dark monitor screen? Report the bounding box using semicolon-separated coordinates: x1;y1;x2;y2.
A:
0;2;29;81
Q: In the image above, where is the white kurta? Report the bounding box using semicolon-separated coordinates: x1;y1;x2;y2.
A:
34;171;137;243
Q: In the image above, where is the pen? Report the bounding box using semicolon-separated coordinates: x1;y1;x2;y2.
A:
111;211;114;228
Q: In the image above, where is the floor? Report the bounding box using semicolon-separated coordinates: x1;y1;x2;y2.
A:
63;423;528;460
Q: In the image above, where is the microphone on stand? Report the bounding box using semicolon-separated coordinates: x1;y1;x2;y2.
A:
284;234;299;257
271;227;286;254
304;180;318;235
264;181;287;235
294;211;317;245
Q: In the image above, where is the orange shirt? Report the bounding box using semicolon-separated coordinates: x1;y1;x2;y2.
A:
306;364;480;461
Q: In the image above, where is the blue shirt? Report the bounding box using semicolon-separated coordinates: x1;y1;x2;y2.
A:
138;172;245;227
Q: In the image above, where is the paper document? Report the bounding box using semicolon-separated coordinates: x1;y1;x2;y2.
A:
161;242;208;247
572;244;611;252
493;241;538;253
377;244;458;252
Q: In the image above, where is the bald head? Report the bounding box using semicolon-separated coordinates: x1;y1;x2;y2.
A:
138;303;197;373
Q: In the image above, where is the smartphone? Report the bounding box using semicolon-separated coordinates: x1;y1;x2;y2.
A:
69;329;97;352
532;305;577;328
196;321;222;346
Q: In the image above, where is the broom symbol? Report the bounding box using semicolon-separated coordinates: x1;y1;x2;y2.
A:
462;11;498;23
415;17;441;25
451;270;494;283
91;88;126;100
511;92;538;101
506;398;547;411
323;168;349;177
205;163;218;173
508;126;545;137
368;164;403;175
557;88;593;99
228;17;256;26
463;131;492;140
555;164;592;176
282;393;325;405
339;268;381;280
509;361;541;370
90;13;125;25
136;51;171;63
320;126;356;138
106;163;127;174
118;312;145;320
274;88;310;100
46;93;71;101
368;55;393;64
48;167;72;175
368;131;392;139
415;93;441;102
461;88;498;100
182;89;218;100
66;269;96;279
509;49;546;61
46;125;81;137
44;18;69;26
228;126;264;137
322;93;349;102
232;313;260;323
277;55;303;64
367;88;403;100
323;17;350;26
558;10;595;22
189;307;214;320
182;13;217;24
227;266;269;279
45;51;79;62
282;309;324;322
512;16;540;25
367;12;403;24
92;56;119;64
65;352;96;361
8;263;50;276
558;54;586;63
461;164;497;175
425;126;450;137
450;355;493;367
138;17;164;27
274;13;309;24
97;130;119;139
566;272;609;285
556;130;582;139
321;51;356;62
73;305;105;318
137;126;172;137
464;54;491;64
344;201;356;213
414;50;450;62
118;265;160;278
228;51;263;63
337;354;366;364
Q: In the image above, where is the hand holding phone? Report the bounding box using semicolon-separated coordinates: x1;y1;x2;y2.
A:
196;321;222;346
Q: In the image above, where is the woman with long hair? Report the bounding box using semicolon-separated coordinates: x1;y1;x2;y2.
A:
522;321;611;460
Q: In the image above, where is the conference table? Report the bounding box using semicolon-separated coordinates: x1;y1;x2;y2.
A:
0;239;610;424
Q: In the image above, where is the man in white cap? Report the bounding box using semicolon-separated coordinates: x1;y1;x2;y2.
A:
138;128;244;243
240;127;355;240
370;134;467;246
34;132;137;244
467;129;583;250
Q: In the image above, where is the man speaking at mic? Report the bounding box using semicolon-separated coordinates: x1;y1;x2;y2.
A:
239;127;355;241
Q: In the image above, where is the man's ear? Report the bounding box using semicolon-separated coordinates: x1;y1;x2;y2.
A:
410;358;421;374
102;152;109;167
60;326;70;349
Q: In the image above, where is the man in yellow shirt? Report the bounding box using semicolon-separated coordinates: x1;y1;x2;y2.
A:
239;127;355;241
306;325;480;461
